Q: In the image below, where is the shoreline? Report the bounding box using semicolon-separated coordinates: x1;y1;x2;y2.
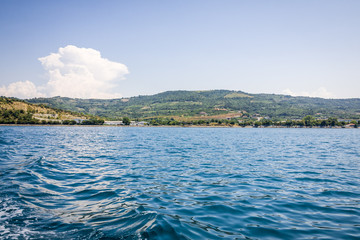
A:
0;124;358;129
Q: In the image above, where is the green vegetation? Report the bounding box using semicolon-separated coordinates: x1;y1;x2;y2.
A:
0;96;104;125
0;109;39;124
81;119;105;125
3;90;360;128
224;92;253;98
122;116;130;125
2;93;359;128
27;90;360;121
146;116;358;128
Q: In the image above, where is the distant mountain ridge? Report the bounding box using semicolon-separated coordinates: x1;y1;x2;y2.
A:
26;90;360;120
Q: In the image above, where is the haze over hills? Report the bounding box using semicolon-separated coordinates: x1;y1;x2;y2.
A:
26;90;360;120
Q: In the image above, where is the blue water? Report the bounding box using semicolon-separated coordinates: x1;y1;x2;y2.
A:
0;126;360;239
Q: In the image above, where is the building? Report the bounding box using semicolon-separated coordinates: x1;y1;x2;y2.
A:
104;121;123;125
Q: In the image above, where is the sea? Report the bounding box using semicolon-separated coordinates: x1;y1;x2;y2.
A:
0;126;359;239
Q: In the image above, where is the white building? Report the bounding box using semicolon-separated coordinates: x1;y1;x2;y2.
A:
104;121;123;125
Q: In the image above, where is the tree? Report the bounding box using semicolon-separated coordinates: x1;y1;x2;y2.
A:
122;116;130;125
81;118;104;125
254;121;261;127
320;120;327;127
327;117;338;126
261;119;273;126
303;115;315;127
284;119;293;127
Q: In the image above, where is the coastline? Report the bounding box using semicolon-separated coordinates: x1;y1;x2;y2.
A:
0;124;358;129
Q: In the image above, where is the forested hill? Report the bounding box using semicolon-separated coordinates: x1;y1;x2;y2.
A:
27;90;360;120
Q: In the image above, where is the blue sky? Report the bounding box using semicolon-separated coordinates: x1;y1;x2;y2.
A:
0;0;359;99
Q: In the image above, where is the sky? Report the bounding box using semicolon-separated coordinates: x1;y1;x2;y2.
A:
0;0;359;99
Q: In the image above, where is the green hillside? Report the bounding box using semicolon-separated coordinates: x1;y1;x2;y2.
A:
26;90;360;120
0;97;103;125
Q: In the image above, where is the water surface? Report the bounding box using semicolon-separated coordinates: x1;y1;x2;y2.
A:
1;126;359;239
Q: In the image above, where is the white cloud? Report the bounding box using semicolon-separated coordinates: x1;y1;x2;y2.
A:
0;80;45;99
1;45;129;99
282;87;335;99
39;45;129;98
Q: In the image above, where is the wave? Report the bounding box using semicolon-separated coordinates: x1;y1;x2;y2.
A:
1;126;360;239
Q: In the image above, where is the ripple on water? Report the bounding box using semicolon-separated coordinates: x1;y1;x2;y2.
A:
0;126;360;239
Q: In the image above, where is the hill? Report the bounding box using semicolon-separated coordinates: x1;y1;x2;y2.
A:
26;90;360;120
0;97;103;125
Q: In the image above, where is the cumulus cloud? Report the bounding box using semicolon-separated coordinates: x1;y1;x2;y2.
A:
0;80;45;99
39;45;129;98
282;87;335;99
0;45;129;99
